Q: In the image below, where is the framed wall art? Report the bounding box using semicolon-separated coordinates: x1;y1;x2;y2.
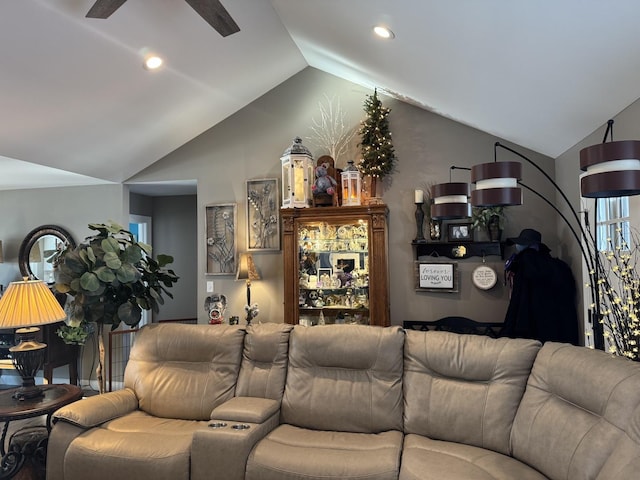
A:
246;178;280;251
205;203;237;275
448;223;473;242
414;261;459;292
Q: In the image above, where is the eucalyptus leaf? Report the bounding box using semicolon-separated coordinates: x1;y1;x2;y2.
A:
103;251;122;269
118;301;141;326
79;272;101;292
63;251;87;272
102;237;120;254
138;241;152;255
116;263;140;283
86;246;96;264
123;244;143;264
95;266;117;283
157;254;174;267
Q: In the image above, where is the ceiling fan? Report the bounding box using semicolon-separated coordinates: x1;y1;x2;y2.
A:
86;0;240;37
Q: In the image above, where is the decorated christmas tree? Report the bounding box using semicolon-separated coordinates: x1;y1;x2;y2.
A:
358;89;397;197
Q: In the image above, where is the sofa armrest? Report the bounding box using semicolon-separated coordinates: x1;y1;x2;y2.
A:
53;388;139;428
210;396;279;424
192;400;280;480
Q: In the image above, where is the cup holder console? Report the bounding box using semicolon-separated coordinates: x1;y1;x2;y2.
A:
208;422;227;428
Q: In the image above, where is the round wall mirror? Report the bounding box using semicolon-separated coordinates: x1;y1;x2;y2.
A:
18;225;76;283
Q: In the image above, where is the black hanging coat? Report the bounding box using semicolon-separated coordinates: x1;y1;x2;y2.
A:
502;244;580;345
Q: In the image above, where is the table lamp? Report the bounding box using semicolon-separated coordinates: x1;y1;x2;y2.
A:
236;253;260;322
0;279;66;399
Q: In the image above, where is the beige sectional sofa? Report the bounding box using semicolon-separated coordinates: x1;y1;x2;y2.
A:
47;322;640;480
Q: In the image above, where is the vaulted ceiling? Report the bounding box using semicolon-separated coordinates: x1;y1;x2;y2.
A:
2;0;640;191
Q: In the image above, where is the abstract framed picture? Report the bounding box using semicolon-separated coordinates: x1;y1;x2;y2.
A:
246;178;280;251
205;203;237;275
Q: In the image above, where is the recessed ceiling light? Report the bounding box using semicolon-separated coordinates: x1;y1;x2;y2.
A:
373;25;395;39
143;55;163;71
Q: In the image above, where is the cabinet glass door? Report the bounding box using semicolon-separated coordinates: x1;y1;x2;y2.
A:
297;220;370;325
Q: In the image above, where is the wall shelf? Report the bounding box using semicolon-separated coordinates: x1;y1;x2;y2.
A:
412;241;503;260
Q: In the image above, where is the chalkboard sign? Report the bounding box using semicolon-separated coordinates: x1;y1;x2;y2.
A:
414;261;458;292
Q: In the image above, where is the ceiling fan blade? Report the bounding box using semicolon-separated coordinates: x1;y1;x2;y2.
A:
184;0;240;37
86;0;128;19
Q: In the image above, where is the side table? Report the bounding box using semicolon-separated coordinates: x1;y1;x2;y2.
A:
0;384;82;479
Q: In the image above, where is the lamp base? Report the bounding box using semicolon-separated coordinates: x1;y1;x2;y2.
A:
9;327;46;400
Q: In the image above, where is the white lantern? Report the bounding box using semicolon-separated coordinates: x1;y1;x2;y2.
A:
341;160;362;206
281;137;314;208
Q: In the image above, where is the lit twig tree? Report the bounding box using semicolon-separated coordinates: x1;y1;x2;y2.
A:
588;226;640;361
358;89;397;197
307;94;357;164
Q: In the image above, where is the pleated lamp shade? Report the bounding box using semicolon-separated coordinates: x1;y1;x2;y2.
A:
0;279;66;329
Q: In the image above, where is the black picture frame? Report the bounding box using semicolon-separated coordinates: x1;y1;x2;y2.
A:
448;223;473;242
414;261;459;292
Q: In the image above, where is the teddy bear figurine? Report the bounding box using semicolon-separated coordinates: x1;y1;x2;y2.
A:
312;163;337;196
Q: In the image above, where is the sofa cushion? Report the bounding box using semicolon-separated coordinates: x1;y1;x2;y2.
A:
282;325;405;433
404;330;540;455
247;424;403;480
400;434;548;480
124;323;246;420
511;342;640;480
596;402;640;479
62;411;208;480
236;322;293;400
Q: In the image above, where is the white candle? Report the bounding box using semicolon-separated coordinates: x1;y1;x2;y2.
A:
414;189;424;203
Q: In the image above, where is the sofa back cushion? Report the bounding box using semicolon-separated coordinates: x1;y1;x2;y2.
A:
282;325;404;433
125;323;245;420
236;322;293;400
512;342;640;480
404;330;540;455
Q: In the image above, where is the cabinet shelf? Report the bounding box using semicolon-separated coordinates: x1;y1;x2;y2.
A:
300;306;369;311
300;286;369;292
412;241;504;260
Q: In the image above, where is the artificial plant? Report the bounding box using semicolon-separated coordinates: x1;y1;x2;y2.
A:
53;222;179;392
358;89;397;197
471;206;507;231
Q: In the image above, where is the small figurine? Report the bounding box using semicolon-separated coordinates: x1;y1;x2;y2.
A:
204;293;227;325
312;163;337;196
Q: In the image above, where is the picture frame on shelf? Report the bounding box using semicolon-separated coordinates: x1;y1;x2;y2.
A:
414;261;458;292
246;178;280;251
317;268;333;288
205;203;237;275
448;223;473;242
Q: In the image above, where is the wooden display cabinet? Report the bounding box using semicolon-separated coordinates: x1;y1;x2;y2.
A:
282;204;389;326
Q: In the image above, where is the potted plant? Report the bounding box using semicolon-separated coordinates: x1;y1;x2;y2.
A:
53;222;179;393
471;206;507;241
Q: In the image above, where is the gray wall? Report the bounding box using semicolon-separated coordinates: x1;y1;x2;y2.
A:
130;66;559;325
151;195;198;321
0;184;127;287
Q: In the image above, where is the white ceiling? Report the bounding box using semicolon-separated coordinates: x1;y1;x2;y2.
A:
3;0;640;193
